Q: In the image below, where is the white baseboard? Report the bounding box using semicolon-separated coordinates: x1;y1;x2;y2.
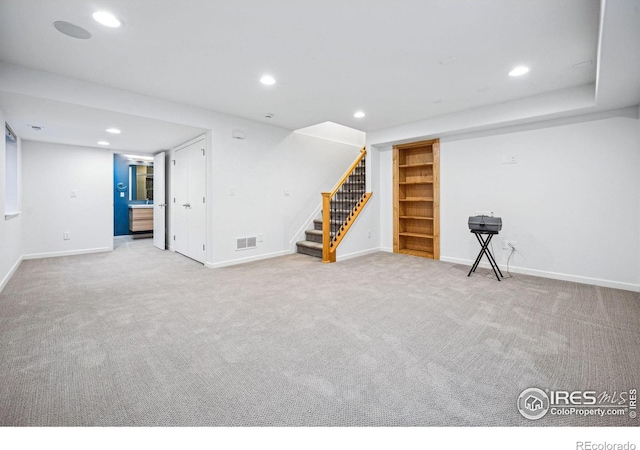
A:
205;249;292;269
22;247;112;260
336;247;383;262
0;255;24;293
440;256;640;293
379;247;393;253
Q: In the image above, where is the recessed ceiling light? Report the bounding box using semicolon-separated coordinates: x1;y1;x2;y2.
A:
508;66;530;77
92;11;123;28
354;111;366;119
97;141;110;146
54;21;92;39
106;128;121;134
260;75;276;85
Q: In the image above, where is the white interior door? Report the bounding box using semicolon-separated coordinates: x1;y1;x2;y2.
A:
188;144;207;262
172;139;206;263
173;146;189;257
153;151;166;250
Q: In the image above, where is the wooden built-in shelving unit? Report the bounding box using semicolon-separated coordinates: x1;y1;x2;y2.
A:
393;139;440;259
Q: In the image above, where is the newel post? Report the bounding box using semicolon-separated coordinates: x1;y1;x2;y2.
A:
321;192;331;263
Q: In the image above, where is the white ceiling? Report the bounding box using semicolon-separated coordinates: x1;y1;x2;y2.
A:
0;0;637;151
0;92;205;153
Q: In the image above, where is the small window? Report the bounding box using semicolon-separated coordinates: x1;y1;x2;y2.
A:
5;123;19;218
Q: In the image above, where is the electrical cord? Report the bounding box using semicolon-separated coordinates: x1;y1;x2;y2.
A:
491;239;515;278
505;242;516;278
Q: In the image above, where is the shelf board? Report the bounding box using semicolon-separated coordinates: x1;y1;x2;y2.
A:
398;248;434;258
398;197;434;202
399;232;434;239
398;181;433;185
399;216;433;220
398;163;433;168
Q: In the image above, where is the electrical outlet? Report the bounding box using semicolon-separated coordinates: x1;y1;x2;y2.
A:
63;232;70;240
257;233;264;242
503;240;517;250
367;230;372;238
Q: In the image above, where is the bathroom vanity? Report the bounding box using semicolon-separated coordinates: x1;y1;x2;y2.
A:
129;204;153;234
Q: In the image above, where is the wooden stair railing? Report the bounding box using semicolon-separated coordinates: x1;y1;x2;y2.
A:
321;147;373;263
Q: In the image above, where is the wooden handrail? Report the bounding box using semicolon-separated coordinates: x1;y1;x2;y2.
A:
327;147;366;197
320;147;371;263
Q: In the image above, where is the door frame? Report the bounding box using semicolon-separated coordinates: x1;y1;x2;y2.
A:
168;134;208;260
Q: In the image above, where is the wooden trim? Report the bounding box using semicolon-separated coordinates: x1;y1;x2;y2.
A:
432;140;440;260
321;193;332;263
327;147;366;197
392;146;399;253
392;139;439;150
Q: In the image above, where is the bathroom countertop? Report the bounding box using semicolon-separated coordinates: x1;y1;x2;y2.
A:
129;204;154;209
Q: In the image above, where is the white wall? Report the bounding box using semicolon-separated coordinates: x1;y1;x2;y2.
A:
373;109;640;291
206;122;361;267
22;141;113;258
0;109;24;291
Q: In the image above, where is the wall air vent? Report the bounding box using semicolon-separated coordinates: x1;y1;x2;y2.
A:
236;236;257;251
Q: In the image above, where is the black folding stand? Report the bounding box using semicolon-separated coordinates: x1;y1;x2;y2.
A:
468;230;504;281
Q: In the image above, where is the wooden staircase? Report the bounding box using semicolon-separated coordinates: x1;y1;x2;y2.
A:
296;148;372;262
296;219;325;258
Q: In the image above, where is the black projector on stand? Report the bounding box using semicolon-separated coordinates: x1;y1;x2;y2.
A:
468;215;502;233
467;215;503;281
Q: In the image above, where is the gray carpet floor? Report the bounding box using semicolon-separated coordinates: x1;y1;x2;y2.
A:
0;239;639;426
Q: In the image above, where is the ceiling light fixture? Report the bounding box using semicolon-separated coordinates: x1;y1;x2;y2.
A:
54;21;92;39
92;11;123;28
508;66;530;77
106;128;121;134
354;111;365;119
97;141;110;146
124;154;154;161
260;75;276;86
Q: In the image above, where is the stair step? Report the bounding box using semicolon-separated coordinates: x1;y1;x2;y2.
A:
305;228;323;243
296;240;323;258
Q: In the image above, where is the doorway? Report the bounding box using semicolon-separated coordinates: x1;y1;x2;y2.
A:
113;153;166;251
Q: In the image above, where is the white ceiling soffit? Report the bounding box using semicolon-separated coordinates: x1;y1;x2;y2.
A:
594;0;640;109
0;92;206;152
295;121;366;147
0;0;605;132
